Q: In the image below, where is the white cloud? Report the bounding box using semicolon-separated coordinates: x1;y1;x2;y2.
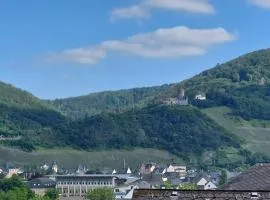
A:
249;0;270;9
50;26;236;65
111;0;215;20
50;47;106;64
144;0;215;14
111;5;150;20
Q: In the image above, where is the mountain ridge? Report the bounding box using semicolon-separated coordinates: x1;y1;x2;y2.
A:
1;48;270;167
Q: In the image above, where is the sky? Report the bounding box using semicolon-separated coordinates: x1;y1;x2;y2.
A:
1;0;270;99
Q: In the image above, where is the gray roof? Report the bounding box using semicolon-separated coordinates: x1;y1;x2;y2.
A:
132;189;270;200
222;163;270;190
141;174;163;186
28;178;56;188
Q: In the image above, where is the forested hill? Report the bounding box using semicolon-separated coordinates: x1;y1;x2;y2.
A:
51;84;173;118
155;48;270;120
51;48;270;120
0;80;240;156
0;81;67;150
56;105;240;157
0;81;47;109
165;48;270;97
1;48;270;160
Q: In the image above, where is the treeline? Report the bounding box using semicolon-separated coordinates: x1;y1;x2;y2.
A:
52;84;172;118
0;99;241;158
0;176;58;200
56;105;240;157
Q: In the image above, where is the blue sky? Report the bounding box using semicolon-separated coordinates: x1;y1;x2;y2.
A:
1;0;270;99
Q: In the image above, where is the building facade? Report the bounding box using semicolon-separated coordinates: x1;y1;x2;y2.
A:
54;175;116;197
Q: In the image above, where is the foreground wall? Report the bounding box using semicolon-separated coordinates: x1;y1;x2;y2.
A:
132;189;270;200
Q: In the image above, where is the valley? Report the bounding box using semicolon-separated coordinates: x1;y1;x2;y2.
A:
1;49;270;168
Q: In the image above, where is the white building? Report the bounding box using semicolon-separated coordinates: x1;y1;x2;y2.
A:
197;177;208;187
197;177;217;190
195;94;206;100
52;162;58;174
166;165;187;178
204;181;217;190
54;174;116;198
6;168;23;178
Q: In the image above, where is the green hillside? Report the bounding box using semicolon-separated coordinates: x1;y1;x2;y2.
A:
0;82;67;151
57;105;240;157
1;48;270;168
153;49;270;121
173;48;270;96
0;81;46;109
203;107;270;156
51;84;172;118
51;48;270;121
0;80;240;161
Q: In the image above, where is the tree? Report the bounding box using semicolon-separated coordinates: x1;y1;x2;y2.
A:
219;170;227;186
164;181;173;189
179;183;197;190
86;188;115;200
31;196;50;200
44;188;59;200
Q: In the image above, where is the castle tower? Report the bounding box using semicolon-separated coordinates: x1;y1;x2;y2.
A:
179;87;185;99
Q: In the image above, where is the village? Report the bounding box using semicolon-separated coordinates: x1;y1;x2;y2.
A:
0;160;248;199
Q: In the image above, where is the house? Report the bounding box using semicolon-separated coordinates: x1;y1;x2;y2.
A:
132;189;270;200
114;186;137;200
165;165;187;178
75;165;87;175
197;177;208;187
222;163;270;190
209;171;221;185
195;94;206;100
140;163;156;175
51;162;58;174
5;168;23;178
204;181;217;190
195;174;217;190
114;174;152;199
141;173;164;188
28;177;56;196
40;163;50;171
114;176;141;199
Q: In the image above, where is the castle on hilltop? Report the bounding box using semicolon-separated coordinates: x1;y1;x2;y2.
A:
164;87;188;106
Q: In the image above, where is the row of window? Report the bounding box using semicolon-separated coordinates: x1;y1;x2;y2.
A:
57;181;112;185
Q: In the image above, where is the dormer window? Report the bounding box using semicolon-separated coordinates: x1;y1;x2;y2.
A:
251;192;259;199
